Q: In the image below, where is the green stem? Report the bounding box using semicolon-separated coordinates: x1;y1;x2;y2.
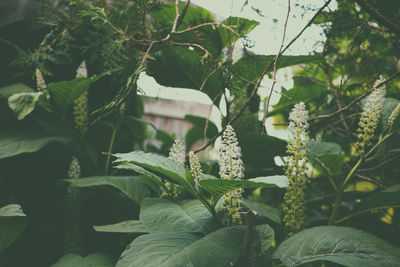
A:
365;133;392;160
329;156;363;225
105;123;119;175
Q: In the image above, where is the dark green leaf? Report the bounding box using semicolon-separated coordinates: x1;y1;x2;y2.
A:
273;226;400;267
116;226;245;267
8;92;43;120
50;253;114;267
256;224;275;256
139;198;216;234
60;176;149;205
307;140;345;176
200;175;288;201
219;17;259;48
47;77;94;113
94;220;148;233
336;184;400;223
185;115;218;150
113;151;188;189
0;131;70;160
0;83;34;99
243;198;281;224
0;204;27;254
232;55;323;90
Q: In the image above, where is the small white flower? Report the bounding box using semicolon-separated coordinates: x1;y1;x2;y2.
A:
356;76;386;152
388;103;400;128
189;151;203;186
35;68;46;90
218;125;244;180
169;139;185;166
76;61;88;78
287;102;309;156
68;156;81;179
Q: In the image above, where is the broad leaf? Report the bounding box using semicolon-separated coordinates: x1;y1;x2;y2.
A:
60;176;149;205
219;17;259;48
273;226;400;267
200;175;288;201
0;204;27;254
232;55;323;90
307;140;345;176
113;151;187;190
115;162;165;194
243;198;281;224
272;76;327;115
184;114;218;150
8;92;43;120
0;83;34;99
256;224;275;256
139;198;216;234
336;184;400;223
0;131;70;160
47;77;94;114
50;253;113;267
116;226;245;267
94;220;148;233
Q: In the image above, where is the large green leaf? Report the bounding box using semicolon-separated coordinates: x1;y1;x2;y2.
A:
200;175;288;201
336;184;400;223
113;151;187;189
115;162;165;194
256;224;275;256
94;220;148;234
219;17;259;48
0;83;34;99
273;226;400;267
146;46;222;101
0;131;70;160
272;76;327;115
50;253;114;267
0;204;27;254
307;140;345;176
47;77;94;114
8;92;44;120
60;176;149;205
243;198;281;224
239;132;286;173
184;114;218;150
116;226;245;267
139;198;216;234
232;55;323;90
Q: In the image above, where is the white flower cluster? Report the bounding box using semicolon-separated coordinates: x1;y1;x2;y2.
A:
218;125;244;180
189;151;203;186
68;156;81;179
218;125;244;225
76;61;88;78
388;103;400;129
74;61;89;135
287;102;309;155
35;68;47;90
168;139;185;166
283;102;310;235
356;76;386;153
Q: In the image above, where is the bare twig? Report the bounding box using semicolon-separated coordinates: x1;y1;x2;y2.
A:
309;70;400;121
194;0;333;154
261;0;291;134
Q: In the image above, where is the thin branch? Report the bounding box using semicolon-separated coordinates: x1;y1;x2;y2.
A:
194;0;333;154
261;0;291;134
309;70;400;121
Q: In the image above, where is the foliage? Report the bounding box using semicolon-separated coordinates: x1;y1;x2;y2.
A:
0;0;400;266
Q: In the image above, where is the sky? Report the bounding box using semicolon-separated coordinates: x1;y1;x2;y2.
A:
137;0;336;137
